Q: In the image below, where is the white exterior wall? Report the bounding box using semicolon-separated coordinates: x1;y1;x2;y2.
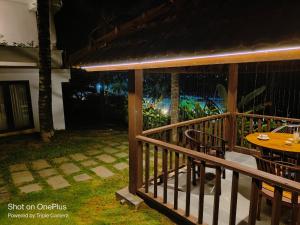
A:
0;68;70;131
0;0;69;134
0;0;38;46
0;0;57;47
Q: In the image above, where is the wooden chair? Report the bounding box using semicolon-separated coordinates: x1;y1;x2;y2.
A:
254;155;300;223
184;129;226;187
270;124;300;164
271;124;300;133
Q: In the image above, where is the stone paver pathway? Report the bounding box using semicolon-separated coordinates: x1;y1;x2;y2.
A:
38;168;58;178
113;162;129;171
108;143;120;148
3;131;129;198
46;175;70;190
81;159;98;167
19;183;42;193
0;175;4;186
60;163;80;175
69;153;88;161
96;154;116;163
0;186;10;203
103;148;120;154
31;159;51;171
114;152;128;158
11;171;34;185
73;174;92;182
85;149;102;156
117;145;128;151
91;166;114;178
52;157;70;164
9;163;27;172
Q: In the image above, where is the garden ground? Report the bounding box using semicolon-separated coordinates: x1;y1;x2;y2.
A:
0;130;174;225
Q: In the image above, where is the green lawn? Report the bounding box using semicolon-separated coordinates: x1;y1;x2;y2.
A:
0;130;174;225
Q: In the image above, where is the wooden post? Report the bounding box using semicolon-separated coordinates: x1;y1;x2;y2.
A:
128;69;143;194
227;64;238;151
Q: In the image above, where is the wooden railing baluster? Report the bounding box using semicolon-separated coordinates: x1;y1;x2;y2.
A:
163;148;168;204
277;121;281;128
249;117;254;148
154;145;158;198
241;117;245;146
185;156;192;217
169;151;173;170
198;161;206;224
141;142;144;184
178;127;182;146
174;152;179;210
219;119;222;146
258;119;262;132
204;121;209;143
176;127;180;146
229;171;239;225
183;126;187;147
267;119;271;131
223;117;226;140
214;120;218;145
271;186;283;225
291;192;299;225
248;178;260;225
182;126;187;163
145;143;150;193
163;131;167;142
212;166;221;225
250;117;254;133
167;130;171;143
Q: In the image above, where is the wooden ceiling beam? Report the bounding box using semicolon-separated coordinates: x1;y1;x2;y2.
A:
147;65;227;74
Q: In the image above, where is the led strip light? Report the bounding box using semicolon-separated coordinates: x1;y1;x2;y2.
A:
81;46;300;71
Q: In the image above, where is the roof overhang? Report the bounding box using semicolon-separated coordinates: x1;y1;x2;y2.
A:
0;46;63;68
0;61;37;67
79;45;300;72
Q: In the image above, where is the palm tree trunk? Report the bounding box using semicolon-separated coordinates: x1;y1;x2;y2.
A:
37;0;54;142
171;73;179;143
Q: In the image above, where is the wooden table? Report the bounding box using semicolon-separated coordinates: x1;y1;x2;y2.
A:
246;132;300;166
246;132;300;153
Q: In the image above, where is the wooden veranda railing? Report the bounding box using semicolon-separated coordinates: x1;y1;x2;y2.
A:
143;113;230;146
136;135;300;225
234;113;300;153
136;112;300;225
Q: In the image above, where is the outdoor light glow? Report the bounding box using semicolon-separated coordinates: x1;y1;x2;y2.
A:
81;46;300;70
161;108;169;115
96;83;102;93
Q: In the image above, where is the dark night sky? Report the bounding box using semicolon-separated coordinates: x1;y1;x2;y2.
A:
55;0;300;57
55;0;164;54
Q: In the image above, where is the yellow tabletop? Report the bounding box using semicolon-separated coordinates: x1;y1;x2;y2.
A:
246;132;300;153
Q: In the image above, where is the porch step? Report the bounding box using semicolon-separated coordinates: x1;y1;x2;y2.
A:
115;187;144;209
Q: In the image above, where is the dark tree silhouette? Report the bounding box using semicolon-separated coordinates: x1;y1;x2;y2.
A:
37;0;54;141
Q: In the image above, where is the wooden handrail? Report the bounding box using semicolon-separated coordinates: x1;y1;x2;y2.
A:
142;113;230;136
234;112;300;151
136;135;300;193
235;112;300;123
